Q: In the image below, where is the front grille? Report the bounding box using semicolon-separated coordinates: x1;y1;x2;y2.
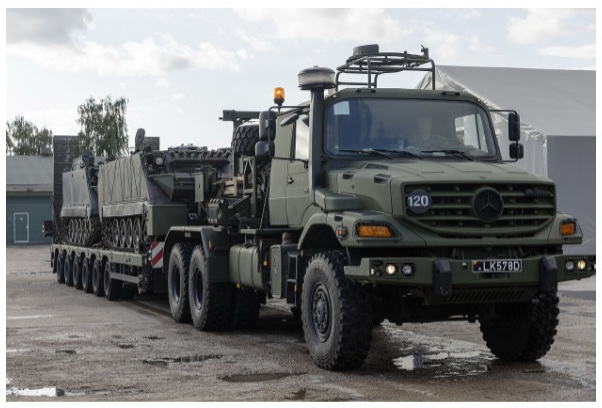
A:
404;182;556;238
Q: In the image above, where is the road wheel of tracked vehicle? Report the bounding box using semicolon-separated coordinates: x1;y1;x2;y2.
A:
112;219;120;247
56;251;66;284
125;218;134;248
77;219;83;244
133;218;141;250
64;253;74;287
479;292;559;361
301;251;373;371
168;243;193;323
73;256;83;290
231;123;260;156
67;220;74;243
103;261;122;301
92;258;105;297
230;287;262;330
119;219;127;248
82;257;93;294
188;245;232;331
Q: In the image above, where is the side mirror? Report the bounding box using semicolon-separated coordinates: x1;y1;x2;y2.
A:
259;110;276;141
255;140;274;160
509;143;524;160
508;112;520;141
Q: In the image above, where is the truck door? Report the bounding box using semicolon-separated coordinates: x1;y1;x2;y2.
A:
286;115;311;227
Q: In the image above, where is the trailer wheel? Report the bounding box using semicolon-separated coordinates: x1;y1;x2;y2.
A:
73;256;83;290
103;261;122;301
64;253;74;287
301;251;373;371
479;292;559;361
56;252;65;284
230;287;262;330
82;257;93;294
92;258;105;297
188;245;232;331
168;243;193;323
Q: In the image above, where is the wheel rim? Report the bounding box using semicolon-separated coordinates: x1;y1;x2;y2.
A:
193;267;204;309
112;219;120;247
82;261;89;290
104;263;111;294
311;283;332;342
119;219;127;248
125;218;133;248
133;218;141;249
92;262;99;291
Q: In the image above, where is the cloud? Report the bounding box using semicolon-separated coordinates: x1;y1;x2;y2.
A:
7;8;92;46
538;44;596;59
236;9;402;42
507;9;582;45
7;33;243;77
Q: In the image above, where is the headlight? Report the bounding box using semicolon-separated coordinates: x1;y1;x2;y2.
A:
385;264;397;276
576;260;587;271
155;156;164;166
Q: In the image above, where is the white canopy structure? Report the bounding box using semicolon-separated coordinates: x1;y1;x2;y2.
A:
418;66;595;254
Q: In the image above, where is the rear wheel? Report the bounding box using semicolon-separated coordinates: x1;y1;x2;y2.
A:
92;258;105;297
64;254;74;287
56;252;65;284
82;257;93;293
73;256;83;290
188;245;232;331
103;261;122;301
301;251;373;371
479;292;559;361
168;243;193;323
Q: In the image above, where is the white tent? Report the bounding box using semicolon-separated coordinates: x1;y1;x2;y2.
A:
417;66;595;254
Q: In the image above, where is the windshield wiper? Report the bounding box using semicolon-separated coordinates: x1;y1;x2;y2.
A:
420;149;474;161
339;148;422;160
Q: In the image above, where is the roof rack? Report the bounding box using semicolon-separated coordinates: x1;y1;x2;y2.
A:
335;44;436;90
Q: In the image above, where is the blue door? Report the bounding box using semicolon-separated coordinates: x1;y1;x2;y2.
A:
14;212;29;243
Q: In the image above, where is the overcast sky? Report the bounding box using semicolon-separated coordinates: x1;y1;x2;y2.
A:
4;3;598;150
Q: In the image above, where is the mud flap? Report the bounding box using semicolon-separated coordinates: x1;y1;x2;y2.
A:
433;259;452;297
539;256;558;293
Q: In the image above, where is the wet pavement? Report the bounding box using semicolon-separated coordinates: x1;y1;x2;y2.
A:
4;245;596;401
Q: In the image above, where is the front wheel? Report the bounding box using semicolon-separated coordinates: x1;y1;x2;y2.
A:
301;251;373;371
479;292;559;361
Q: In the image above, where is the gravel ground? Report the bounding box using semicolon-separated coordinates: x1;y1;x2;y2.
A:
4;245;596;402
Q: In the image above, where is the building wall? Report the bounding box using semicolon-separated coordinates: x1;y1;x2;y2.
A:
6;195;53;244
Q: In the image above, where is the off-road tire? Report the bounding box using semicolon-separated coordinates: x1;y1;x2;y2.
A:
230;287;262;330
56;252;65;284
188;245;232;331
82;258;93;294
92;258;105;297
73;256;83;290
231;123;259;156
301;250;373;371
103;261;121;301
167;243;193;323
479;292;559;361
64;254;74;287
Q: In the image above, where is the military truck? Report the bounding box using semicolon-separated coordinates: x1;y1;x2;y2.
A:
50;45;595;371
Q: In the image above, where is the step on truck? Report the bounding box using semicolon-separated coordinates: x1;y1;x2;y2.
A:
50;44;595;371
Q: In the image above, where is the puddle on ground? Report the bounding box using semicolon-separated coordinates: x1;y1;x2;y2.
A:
117;343;136;349
393;350;488;377
142;354;222;366
6;387;65;397
56;349;77;355
221;373;297;383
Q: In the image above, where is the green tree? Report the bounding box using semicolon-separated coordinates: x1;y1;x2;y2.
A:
77;96;128;157
6;115;53;155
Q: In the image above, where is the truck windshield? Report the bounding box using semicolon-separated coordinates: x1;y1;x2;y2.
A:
324;98;498;159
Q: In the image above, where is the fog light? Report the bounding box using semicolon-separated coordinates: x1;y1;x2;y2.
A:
385;264;397;276
576;260;587;271
565;260;575;272
401;264;414;276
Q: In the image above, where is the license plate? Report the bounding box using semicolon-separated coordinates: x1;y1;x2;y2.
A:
472;259;522;273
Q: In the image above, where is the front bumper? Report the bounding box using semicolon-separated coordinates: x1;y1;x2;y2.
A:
344;254;596;295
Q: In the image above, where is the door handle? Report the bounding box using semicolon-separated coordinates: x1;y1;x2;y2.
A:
287;177;294;184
